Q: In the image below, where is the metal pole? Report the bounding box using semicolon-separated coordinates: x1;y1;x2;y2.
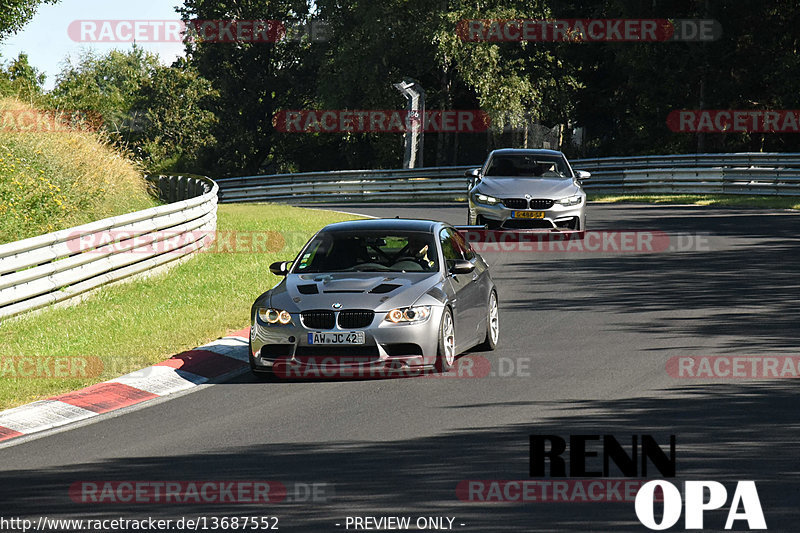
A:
393;80;425;168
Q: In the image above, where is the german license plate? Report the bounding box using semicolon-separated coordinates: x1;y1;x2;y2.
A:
308;331;365;345
512;211;545;219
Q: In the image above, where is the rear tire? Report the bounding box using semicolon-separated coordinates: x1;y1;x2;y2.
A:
478;290;499;351
435;307;456;373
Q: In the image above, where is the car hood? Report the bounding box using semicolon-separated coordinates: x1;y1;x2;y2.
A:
265;272;443;312
475;176;581;199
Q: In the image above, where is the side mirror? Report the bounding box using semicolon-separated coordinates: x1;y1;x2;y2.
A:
449;259;475;275
465;168;481;189
575;170;591;181
269;261;291;276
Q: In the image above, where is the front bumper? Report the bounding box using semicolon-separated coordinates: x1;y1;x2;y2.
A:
249;306;444;377
469;199;585;230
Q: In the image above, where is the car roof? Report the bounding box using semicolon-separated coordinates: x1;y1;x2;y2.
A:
319;218;443;234
489;148;565;157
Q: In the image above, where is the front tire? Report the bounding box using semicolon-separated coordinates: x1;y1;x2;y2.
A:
436;307;456;373
478;290;499;351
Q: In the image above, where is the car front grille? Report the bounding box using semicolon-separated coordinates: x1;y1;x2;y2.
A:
300;309;375;329
501;198;555;210
301;310;335;329
529;199;555;209
502;198;528;209
337;310;375;329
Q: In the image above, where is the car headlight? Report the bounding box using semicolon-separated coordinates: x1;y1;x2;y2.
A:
257;308;293;325
556;195;582;206
473;193;499;205
384;306;432;324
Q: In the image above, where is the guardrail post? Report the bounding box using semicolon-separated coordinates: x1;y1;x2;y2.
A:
158;176;170;202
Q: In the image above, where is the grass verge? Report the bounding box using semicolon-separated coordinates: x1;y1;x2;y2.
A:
0;97;158;243
588;193;800;210
0;203;360;410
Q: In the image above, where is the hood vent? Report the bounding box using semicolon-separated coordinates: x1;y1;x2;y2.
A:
369;283;402;294
323;289;363;293
297;284;319;295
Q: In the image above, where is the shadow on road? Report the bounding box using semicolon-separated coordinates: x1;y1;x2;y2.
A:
1;382;797;532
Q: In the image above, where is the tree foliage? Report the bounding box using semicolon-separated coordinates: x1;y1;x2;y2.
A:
0;52;45;101
24;0;800;173
0;0;58;40
132;60;219;171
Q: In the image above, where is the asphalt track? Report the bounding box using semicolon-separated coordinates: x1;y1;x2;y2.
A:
1;203;800;532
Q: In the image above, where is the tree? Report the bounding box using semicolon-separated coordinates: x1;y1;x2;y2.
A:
313;0;479;168
0;0;58;40
178;0;315;176
560;0;800;155
434;0;582;154
132;60;219;172
0;52;45;101
48;47;160;141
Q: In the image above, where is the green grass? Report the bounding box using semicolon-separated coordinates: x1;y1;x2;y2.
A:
0;97;158;243
0;203;360;410
588;193;800;210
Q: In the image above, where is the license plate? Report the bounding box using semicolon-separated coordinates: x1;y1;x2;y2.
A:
308;332;365;345
512;211;545;219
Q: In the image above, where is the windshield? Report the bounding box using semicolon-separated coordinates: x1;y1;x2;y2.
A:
293;231;439;273
485;154;571;178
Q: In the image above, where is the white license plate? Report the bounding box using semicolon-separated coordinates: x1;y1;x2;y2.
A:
308;331;365;345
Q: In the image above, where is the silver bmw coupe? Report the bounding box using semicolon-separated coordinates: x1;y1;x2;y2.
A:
249;218;499;377
466;148;591;231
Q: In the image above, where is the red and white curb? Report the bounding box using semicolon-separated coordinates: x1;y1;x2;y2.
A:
0;327;251;443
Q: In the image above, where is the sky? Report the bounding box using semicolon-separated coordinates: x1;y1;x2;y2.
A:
0;0;187;90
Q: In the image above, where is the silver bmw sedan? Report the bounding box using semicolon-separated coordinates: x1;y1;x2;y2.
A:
466;148;591;231
249;218;499;378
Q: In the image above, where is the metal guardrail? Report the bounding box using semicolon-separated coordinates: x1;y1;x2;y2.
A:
215;153;800;203
571;152;800;172
217;167;469;203
0;175;218;321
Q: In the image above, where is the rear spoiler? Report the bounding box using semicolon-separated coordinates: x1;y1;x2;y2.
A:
453;225;488;231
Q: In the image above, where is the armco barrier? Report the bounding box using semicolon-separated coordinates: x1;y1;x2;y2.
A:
0;175;217;321
215;152;800;203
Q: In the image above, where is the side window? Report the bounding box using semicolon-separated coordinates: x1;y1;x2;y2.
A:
451;230;476;260
439;228;463;265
